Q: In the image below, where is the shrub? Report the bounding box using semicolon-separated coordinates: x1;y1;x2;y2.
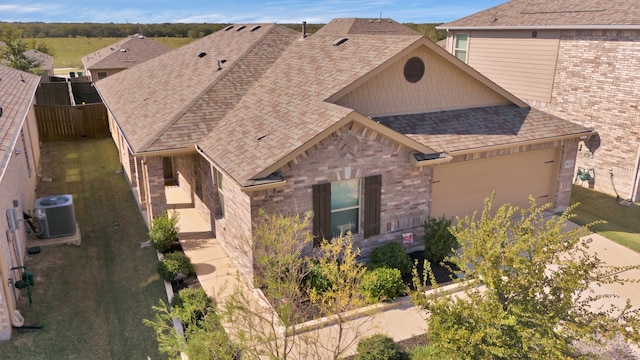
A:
158;251;195;282
423;215;458;263
356;333;404;360
304;260;333;294
362;267;404;302
171;287;212;328
409;344;443;359
149;210;180;253
368;242;412;277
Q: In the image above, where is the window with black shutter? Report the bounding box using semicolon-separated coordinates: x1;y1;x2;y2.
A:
312;183;331;247
363;175;381;238
312;175;382;246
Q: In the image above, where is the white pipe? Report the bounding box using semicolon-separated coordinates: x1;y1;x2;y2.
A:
1;230;25;327
629;144;640;201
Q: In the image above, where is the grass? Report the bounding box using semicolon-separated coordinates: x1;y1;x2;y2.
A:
0;139;167;359
33;37;197;68
569;185;640;253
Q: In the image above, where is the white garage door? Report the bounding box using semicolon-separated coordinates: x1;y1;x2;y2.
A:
431;147;560;220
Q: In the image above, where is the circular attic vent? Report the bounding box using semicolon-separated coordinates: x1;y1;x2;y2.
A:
404;57;425;83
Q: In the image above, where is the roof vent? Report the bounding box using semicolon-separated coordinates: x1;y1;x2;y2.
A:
236;25;246;31
332;37;348;46
0;107;3;118
250;25;261;32
120;48;127;53
198;52;207;58
217;59;227;70
224;25;234;31
139;35;145;39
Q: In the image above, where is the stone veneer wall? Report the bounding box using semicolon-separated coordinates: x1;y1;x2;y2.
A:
531;30;640;200
250;122;431;260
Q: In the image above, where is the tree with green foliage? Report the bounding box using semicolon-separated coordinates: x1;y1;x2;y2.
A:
0;27;43;73
222;210;316;359
412;192;640;359
307;234;372;359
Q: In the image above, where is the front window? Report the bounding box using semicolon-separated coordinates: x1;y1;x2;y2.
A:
330;179;359;236
454;34;469;63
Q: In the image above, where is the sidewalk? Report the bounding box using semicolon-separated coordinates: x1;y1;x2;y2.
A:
169;193;640;358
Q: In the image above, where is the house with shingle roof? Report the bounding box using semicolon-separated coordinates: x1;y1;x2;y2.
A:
23;49;54;77
96;18;592;283
0;65;41;340
81;33;172;81
438;0;640;201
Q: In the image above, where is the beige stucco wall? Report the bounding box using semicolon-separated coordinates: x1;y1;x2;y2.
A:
335;46;509;117
0;103;41;340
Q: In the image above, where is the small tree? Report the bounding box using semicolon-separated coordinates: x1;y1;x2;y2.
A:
222;210;315;360
0;27;42;73
308;233;372;359
412;192;640;359
149;210;180;253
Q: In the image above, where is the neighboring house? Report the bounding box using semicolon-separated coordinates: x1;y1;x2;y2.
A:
438;0;640;200
0;65;41;340
0;43;53;77
95;18;592;284
81;33;171;81
24;49;54;77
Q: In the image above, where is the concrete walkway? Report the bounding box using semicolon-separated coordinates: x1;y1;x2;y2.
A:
167;186;640;358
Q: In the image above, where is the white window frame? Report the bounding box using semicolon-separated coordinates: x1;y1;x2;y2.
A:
330;178;360;236
453;33;469;63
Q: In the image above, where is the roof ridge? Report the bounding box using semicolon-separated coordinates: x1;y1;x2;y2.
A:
140;23;285;151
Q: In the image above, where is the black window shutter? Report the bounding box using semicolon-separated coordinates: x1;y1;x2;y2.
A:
312;183;331;247
363;175;381;238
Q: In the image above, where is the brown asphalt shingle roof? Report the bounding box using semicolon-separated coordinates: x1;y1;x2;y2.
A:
24;49;54;70
375;105;591;154
198;21;425;185
81;34;171;70
95;24;300;152
314;18;419;36
0;65;40;176
439;0;640;28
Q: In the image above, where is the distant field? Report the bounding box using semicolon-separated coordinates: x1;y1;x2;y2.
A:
34;37;197;68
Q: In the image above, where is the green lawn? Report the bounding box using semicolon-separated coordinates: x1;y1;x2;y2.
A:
569;185;640;253
34;37;196;68
0;139;167;359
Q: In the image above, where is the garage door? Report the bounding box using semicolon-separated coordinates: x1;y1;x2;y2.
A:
430;147;560;219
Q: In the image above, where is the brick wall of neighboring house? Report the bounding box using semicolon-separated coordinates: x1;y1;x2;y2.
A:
532;30;640;200
250;122;432;260
0;111;41;340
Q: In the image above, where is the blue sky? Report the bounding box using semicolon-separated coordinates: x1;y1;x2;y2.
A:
0;1;506;24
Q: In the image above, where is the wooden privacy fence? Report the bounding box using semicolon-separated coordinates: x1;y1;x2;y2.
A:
35;103;109;141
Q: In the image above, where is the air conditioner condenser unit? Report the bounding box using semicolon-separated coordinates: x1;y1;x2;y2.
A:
35;194;77;239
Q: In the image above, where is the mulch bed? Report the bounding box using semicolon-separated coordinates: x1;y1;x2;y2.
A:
165;241;203;295
406;251;458;289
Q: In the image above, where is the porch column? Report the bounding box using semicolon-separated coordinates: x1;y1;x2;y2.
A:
135;157;147;211
144;156;167;221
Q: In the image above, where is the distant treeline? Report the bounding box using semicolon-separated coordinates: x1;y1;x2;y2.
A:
0;22;445;42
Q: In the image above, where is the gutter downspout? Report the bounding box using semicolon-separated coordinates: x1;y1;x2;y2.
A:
629;144;640;201
1;231;25;329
